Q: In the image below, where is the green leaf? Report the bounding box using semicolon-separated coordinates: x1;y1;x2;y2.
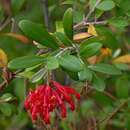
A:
55;21;64;33
93;91;113;105
108;17;129;28
78;67;93;81
96;26;118;49
54;32;72;46
30;68;46;83
0;93;15;102
88;64;122;75
116;76;129;98
8;56;44;69
89;0;97;9
18;71;34;79
59;54;83;72
92;74;106;92
114;63;129;71
80;42;102;57
63;8;73;40
11;0;26;14
126;114;130;130
74;11;84;23
14;79;26;101
19;20;59;50
65;70;79;81
0;103;12;116
97;0;115;11
116;0;130;12
61;0;74;5
46;57;59;70
81;100;94;114
12;112;28;128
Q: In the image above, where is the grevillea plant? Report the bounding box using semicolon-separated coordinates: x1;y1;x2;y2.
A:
24;81;80;124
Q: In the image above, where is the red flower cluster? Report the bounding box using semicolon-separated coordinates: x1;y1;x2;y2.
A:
24;80;80;124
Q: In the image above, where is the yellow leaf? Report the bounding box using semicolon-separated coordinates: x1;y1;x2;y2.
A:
113;55;130;64
101;47;112;56
88;24;98;36
87;48;112;64
87;56;97;64
0;49;8;68
97;48;112;62
73;32;92;41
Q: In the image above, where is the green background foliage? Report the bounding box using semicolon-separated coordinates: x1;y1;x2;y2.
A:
0;0;130;130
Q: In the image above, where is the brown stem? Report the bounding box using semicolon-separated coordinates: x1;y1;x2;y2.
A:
0;69;22;92
74;20;107;30
89;99;129;130
74;0;102;30
41;0;50;30
0;16;11;31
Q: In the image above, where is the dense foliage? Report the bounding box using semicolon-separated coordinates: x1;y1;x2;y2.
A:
0;0;130;130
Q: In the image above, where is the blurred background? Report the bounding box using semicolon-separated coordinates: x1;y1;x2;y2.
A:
0;0;130;130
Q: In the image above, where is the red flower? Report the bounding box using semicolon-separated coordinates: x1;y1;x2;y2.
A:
24;81;80;124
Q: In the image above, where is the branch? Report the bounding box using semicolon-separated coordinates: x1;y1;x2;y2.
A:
74;0;102;30
103;90;117;101
11;17;16;32
0;69;22;92
89;99;129;130
74;20;107;30
99;99;128;123
85;0;101;22
41;0;50;30
83;84;117;101
0;16;11;31
0;81;6;91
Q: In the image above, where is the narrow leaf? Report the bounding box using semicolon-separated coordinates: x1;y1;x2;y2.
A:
30;68;46;83
92;74;106;92
8;56;44;69
63;8;73;40
0;103;12;116
54;32;72;46
80;42;102;57
88;24;98;36
88;63;122;75
59;54;83;72
19;20;59;50
0;93;15;102
0;48;8;68
116;76;129;98
97;0;115;11
73;32;92;42
1;33;30;44
78;67;93;81
46;57;59;70
113;55;130;64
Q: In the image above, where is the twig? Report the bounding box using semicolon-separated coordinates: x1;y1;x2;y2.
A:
74;0;102;30
85;0;101;22
0;16;11;31
11;17;16;32
0;81;6;91
0;69;22;92
103;91;117;101
41;0;50;30
89;99;129;130
100;99;128;123
36;48;51;55
85;85;117;101
55;47;73;58
74;20;107;30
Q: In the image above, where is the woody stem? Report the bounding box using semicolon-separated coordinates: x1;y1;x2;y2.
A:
46;70;51;86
